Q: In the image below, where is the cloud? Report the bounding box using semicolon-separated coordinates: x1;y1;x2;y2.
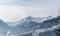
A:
26;6;59;17
0;0;60;21
0;5;28;22
0;0;9;3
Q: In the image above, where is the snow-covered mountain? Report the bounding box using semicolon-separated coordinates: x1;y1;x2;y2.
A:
9;16;44;35
20;16;44;23
39;16;60;29
8;16;59;36
10;16;60;36
0;16;60;36
0;19;10;36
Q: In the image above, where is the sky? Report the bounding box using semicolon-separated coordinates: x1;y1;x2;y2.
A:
0;0;60;22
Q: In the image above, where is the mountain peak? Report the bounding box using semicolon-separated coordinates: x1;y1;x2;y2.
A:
26;16;33;20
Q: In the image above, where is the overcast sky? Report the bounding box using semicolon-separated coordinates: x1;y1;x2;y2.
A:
0;0;60;22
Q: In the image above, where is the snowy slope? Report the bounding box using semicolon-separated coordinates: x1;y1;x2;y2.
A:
0;19;10;36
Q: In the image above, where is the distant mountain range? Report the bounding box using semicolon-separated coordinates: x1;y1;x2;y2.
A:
39;16;60;29
0;16;60;36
